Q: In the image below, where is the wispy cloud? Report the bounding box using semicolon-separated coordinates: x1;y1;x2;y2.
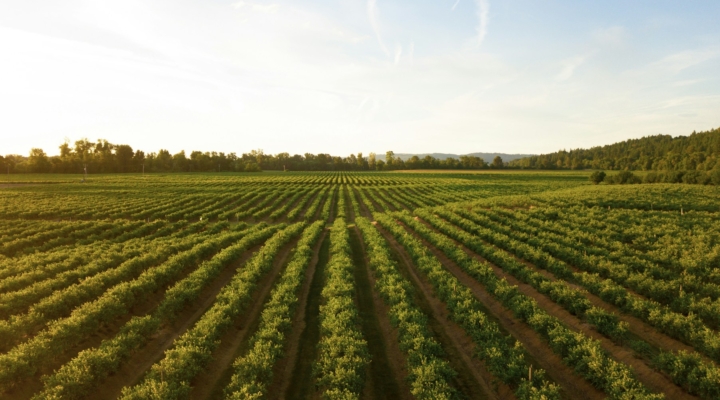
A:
475;0;489;45
367;0;390;57
555;55;590;81
451;0;461;11
394;43;402;65
650;49;719;73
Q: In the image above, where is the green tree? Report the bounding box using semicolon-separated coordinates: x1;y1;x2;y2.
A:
589;171;606;185
28;148;50;173
115;145;134;172
492;156;504;169
385;151;395;168
244;162;261;172
368;152;376;170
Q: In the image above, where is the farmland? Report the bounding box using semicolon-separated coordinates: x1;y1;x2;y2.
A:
0;171;719;400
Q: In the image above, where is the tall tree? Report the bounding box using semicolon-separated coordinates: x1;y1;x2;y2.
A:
492;156;504;169
368;152;376;170
28;148;50;173
385;150;395;168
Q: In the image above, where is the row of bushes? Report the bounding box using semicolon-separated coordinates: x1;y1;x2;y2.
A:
441;208;720;399
120;222;304;399
225;221;325;398
374;213;561;399
591;169;720;185
313;218;369;399
0;223;259;391
35;224;279;399
356;217;457;399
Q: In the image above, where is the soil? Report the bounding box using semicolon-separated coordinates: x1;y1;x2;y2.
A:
351;187;375;219
283;181;337;399
269;230;327;399
349;227;409;400
374;223;511;400
86;242;265;400
364;188;388;213
283;235;329;400
390;220;607;400
3;239;242;400
410;219;694;399
189;237;301;399
450;216;716;365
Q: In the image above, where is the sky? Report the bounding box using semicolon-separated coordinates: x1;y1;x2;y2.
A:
1;0;719;157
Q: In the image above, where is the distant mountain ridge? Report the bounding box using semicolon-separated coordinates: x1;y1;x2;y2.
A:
390;152;535;162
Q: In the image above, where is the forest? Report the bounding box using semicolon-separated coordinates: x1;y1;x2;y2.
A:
509;127;720;171
0;140;494;174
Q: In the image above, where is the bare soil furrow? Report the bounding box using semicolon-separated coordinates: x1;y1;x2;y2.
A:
374;224;510;400
87;243;264;400
393;222;606;400
190;237;301;399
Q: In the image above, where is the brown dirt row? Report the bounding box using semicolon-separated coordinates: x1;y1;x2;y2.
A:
390;220;606;400
269;229;327;399
352;187;375;219
87;242;267;400
282;183;338;399
373;223;512;400
349;227;409;400
189;236;302;399
282;234;328;400
404;220;695;399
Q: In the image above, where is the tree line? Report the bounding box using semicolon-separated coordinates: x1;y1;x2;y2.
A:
0;140;502;174
509;127;720;171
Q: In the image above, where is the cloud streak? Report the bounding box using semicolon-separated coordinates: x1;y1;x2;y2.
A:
556;55;590;81
475;0;489;45
367;0;390;57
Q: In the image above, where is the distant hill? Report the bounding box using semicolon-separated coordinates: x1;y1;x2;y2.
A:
508;127;720;170
390;152;535;163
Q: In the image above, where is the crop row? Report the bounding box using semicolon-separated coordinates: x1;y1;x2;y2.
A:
34;223;281;399
119;222;305;399
224;220;325;398
0;224;260;390
374;213;562;399
413;210;720;399
443;206;720;365
355;216;457;399
313;218;369;399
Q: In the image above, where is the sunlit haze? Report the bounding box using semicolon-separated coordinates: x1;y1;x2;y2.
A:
1;0;719;156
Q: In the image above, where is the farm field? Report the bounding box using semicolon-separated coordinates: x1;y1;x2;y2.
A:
1;171;719;400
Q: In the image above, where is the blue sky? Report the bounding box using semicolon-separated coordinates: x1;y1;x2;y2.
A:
1;0;719;156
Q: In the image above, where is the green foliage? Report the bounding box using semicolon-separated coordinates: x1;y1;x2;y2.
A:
375;213;561;399
510;127;720;171
589;170;606;184
313;218;369;399
224;221;324;399
119;223;305;399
